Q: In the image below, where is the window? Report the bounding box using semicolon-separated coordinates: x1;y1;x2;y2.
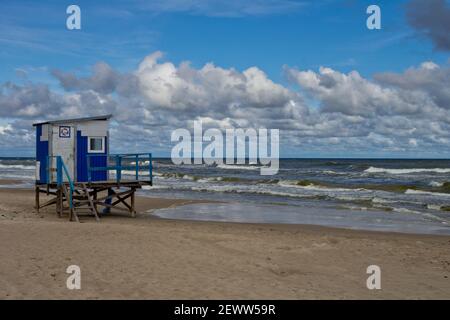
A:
88;137;105;153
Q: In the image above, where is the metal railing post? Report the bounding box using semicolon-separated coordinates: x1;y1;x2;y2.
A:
116;155;122;183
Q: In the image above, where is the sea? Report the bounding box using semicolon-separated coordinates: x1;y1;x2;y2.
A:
1;157;450;235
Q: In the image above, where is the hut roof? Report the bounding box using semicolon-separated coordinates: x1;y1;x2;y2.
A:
32;115;112;127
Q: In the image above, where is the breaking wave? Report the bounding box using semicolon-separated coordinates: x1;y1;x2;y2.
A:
216;164;262;170
364;167;450;174
429;181;444;187
276;180;364;192
0;163;35;170
405;189;450;197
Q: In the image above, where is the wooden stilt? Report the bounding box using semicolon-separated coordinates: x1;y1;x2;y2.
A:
35;185;40;212
55;188;60;216
58;187;63;218
93;190;98;215
103;188;113;214
131;188;136;218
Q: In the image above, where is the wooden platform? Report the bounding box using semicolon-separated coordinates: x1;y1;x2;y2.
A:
39;179;152;189
34;180;152;222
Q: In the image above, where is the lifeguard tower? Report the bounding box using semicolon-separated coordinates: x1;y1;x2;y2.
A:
33;115;153;222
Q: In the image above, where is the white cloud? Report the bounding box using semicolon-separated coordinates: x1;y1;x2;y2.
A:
285;64;449;118
1;53;450;156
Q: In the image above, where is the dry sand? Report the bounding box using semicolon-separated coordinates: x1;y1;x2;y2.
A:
0;187;449;299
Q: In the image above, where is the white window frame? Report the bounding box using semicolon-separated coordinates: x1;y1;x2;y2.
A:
88;136;105;153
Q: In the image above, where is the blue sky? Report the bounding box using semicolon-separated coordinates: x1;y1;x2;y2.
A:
0;0;450;157
1;0;447;83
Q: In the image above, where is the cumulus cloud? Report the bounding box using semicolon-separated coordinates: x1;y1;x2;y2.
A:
284;61;450;155
51;62;141;97
135;51;297;116
0;119;34;148
406;0;450;51
285;62;450;121
1;52;450;156
0;82;59;118
374;61;450;111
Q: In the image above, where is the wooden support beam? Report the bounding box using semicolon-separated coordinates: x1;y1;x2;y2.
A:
38;197;58;209
110;190;134;208
95;202;134;213
92;187;136;215
39;189;57;195
89;188;131;203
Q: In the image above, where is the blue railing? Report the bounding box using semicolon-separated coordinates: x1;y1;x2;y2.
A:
87;153;153;184
47;156;75;209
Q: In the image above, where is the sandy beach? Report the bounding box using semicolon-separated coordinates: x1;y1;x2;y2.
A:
0;186;449;299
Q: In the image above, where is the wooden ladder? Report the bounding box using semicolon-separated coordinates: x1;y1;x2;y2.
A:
62;183;100;222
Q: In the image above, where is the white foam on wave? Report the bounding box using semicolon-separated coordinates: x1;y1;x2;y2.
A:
216;164;262;170
392;207;422;214
197;177;225;183
429;181;444;187
405;189;450;197
365;166;450;174
130;160;153;165
190;185;313;199
0;173;34;180
119;170;151;176
382;206;448;224
340;205;370;211
0;164;35;170
372;197;395;204
142;185;170;190
322;170;346;175
177;181;372;201
277;180;366;193
159;182;312;199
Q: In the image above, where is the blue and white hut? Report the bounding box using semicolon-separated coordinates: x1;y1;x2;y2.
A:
32;115;152;222
33;115;111;184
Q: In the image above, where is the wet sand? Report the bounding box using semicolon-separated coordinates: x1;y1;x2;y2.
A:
0;179;26;185
0;187;449;299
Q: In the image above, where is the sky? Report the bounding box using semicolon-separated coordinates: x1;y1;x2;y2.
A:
0;0;449;158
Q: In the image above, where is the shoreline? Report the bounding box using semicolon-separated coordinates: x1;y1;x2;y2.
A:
1;185;449;238
1;175;450;236
0;187;449;299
